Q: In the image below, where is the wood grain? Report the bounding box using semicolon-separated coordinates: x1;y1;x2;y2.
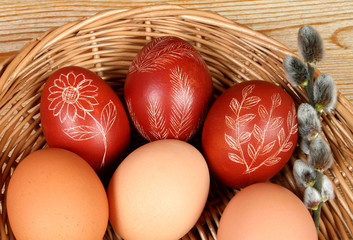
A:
1;0;353;100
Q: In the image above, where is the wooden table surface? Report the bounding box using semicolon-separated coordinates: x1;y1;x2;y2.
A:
1;0;353;101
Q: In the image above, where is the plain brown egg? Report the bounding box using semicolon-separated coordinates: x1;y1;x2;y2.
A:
6;148;109;240
108;139;210;240
217;182;317;240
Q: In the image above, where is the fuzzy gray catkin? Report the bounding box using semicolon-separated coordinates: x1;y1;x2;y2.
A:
298;25;324;64
297;103;321;140
299;137;311;154
308;134;334;172
321;174;335;202
304;186;321;210
293;159;317;189
283;55;309;86
313;73;337;113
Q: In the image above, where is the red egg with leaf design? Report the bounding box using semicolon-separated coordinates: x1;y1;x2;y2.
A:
124;36;213;141
40;66;130;176
202;80;298;188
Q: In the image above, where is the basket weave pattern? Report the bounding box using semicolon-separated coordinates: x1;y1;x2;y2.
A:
1;5;353;240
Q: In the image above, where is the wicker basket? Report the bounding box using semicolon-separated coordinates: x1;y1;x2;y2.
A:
1;4;352;240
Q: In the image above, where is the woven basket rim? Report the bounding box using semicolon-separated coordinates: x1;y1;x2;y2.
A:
1;4;353;240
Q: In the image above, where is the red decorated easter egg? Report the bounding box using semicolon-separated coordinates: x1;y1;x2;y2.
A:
202;80;298;188
40;66;130;177
124;36;213;141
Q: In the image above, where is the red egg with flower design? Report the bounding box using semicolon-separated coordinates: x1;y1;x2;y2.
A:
124;36;213;142
202;80;298;188
40;66;130;176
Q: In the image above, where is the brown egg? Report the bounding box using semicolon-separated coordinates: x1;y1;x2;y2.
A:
108;139;210;240
217;182;317;240
6;148;109;240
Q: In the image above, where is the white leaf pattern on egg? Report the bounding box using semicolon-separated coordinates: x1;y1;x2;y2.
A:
261;140;276;155
126;97;151;141
228;153;245;165
225;115;236;130
224;84;297;175
252;124;264;143
269;117;284;130
147;95;168;140
243;96;261;109
129;37;200;74
64;125;100;141
239;132;252;144
169;66;194;140
101;100;117;133
225;134;239;151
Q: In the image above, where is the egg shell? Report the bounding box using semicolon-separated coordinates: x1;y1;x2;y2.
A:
6;148;109;240
124;36;213;142
107;139;210;240
40;66;130;177
217;182;318;240
202;80;298;188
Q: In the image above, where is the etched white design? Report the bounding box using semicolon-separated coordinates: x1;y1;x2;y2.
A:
101;101;117;133
63;125;100;141
47;72;117;168
169;66;194;140
127;67;196;141
126;97;151;141
129;37;200;74
48;73;99;122
147;95;168;140
224;84;298;174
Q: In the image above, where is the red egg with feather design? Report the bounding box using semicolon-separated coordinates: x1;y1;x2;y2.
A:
124;36;213;141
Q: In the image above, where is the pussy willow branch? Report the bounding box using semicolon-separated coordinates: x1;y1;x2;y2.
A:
304;63;316;108
304;62;324;234
313;171;323;233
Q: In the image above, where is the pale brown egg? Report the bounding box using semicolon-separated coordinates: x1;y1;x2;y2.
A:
108;139;210;240
217;182;318;240
6;148;109;240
